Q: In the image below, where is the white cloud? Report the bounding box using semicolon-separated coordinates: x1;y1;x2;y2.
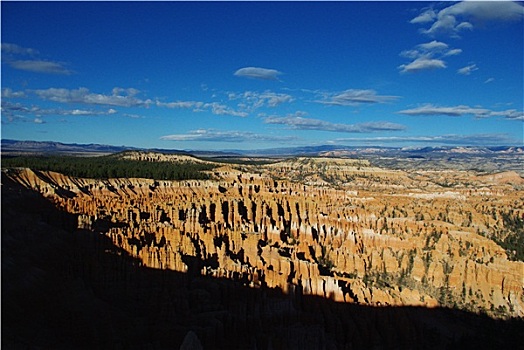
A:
264;114;406;133
66;109;117;116
8;60;73;75
123;113;145;119
1;100;120;121
1;88;26;98
399;49;421;60
228;90;293;111
443;48;462;56
423;14;464;37
1;101;31;114
2;43;73;75
410;9;437;24
202;102;249;117
158;98;249;117
248;91;292;107
484;77;495;84
398;40;461;73
333;133;519;146
457;64;478;75
156;100;203;109
413;1;524;37
488;109;524;121
399;57;446;73
315;89;399;106
417;40;448;51
456;22;474;31
34;87;151;107
160;129;296;143
356;121;406;132
400;40;453;58
398;104;523;120
234;67;282;80
441;1;524;23
112;87;140;97
399;104;490;117
1;43;38;56
157;89;292;118
29;85;282;119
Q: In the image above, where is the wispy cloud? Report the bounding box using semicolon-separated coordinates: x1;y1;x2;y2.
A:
1;43;38;56
157;99;248;117
417;40;448;51
2;42;73;75
157;89;292;117
333;133;519;146
1;101;31;113
228;90;293;111
398;104;523;120
444;48;462;57
1;112;48;125
399;40;460;73
399;104;489;117
122;113;146;119
412;1;524;37
22;85;251;118
484;78;495;84
34;87;151;107
410;8;437;24
234;67;282;80
314;89;399;106
8;60;73;75
156;100;203;109
1;100;118;122
160;129;297;143
488;110;524;121
1;88;26;98
400;40;459;58
457;64;478;75
399;57;446;73
203;102;249;117
264;114;406;133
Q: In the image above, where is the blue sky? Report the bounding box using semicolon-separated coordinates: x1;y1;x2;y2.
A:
1;1;523;150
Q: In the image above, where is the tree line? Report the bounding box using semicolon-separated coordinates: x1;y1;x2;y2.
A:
1;154;216;180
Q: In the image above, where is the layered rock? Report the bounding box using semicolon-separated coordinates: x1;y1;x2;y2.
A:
3;159;523;319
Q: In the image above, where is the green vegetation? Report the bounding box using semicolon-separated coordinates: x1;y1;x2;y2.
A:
318;245;335;275
494;210;524;262
1;153;216;180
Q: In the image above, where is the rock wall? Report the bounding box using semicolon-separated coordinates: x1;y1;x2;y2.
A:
4;164;523;319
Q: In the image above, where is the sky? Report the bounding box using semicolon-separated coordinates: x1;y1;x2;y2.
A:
1;1;523;151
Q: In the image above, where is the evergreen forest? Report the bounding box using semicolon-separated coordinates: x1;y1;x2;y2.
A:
1;154;216;181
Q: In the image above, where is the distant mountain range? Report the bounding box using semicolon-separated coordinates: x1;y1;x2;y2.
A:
2;139;523;158
1;139;137;154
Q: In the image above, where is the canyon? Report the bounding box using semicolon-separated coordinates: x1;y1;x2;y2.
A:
2;152;523;349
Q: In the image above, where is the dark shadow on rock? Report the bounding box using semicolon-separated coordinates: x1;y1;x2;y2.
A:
2;175;523;349
32;170;78;199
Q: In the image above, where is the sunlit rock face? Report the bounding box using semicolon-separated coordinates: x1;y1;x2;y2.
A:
4;157;524;319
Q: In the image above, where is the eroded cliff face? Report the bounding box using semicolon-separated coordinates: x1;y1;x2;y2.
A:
4;158;523;319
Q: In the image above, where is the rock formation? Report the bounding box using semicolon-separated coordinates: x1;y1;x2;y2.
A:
3;155;523;321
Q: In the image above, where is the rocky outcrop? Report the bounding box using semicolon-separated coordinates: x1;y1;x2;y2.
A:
3;160;523;320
